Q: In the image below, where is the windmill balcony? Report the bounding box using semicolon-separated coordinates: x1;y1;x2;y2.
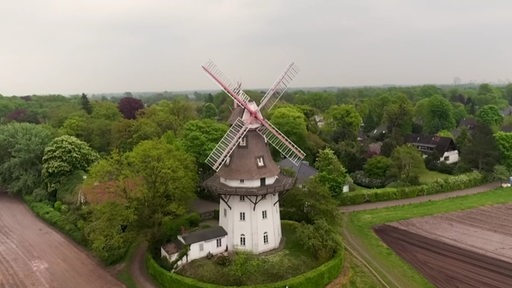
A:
203;174;295;196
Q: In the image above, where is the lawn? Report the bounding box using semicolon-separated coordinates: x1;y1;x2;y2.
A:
176;221;326;286
418;169;451;184
344;186;512;288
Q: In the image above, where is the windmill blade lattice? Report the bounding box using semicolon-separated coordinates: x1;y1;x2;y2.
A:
205;118;250;171
257;121;305;165
259;62;299;112
202;60;251;105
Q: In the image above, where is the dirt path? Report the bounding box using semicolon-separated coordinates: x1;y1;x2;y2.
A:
0;193;123;288
341;181;501;212
130;241;156;288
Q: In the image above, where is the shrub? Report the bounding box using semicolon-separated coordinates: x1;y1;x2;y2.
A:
351;171;390;188
340;172;484;205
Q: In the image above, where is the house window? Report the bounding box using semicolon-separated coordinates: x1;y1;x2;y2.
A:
240;234;246;246
240;195;245;201
240;212;245;221
239;136;247;147
216;238;222;248
223;208;227;218
199;243;204;252
256;156;265;167
263;232;269;244
443;156;449;161
262;210;267;219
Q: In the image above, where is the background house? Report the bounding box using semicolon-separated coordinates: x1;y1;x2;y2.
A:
405;134;459;164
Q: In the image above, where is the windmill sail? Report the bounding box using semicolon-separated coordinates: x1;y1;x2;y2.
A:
205;118;250;171
202;60;251;105
259;62;299;112
257;121;305;165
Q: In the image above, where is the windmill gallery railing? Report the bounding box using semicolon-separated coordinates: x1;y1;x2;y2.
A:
202;174;295;196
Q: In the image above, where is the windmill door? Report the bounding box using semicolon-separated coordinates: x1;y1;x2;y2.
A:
260;178;266;186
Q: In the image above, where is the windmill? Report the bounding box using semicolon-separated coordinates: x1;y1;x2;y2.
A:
202;60;305;253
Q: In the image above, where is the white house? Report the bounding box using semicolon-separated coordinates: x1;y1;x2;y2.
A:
161;226;228;268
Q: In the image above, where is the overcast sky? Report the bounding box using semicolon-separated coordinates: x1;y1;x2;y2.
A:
1;0;511;95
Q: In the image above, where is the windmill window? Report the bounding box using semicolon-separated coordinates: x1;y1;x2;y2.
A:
256;156;265;167
262;210;267;219
240;212;246;221
223;208;227;218
240;179;245;184
224;156;231;166
263;232;269;244
240;195;245;201
240;234;246;246
239;136;247;147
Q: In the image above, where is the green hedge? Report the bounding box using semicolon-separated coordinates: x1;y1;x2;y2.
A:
24;197;85;244
339;172;485;205
146;250;344;288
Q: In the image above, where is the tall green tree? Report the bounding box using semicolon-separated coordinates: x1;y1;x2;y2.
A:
460;123;500;172
382;93;413;142
269;106;308;150
422;95;456;134
179;119;228;164
314;148;347;196
81;93;93;115
42;135;100;200
323;104;362;142
476;105;503;131
494;132;512;171
388;145;425;184
0;123;54;195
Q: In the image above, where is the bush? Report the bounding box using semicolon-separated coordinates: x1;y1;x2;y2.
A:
24;197;85;244
339;172;485;205
351;171;390;188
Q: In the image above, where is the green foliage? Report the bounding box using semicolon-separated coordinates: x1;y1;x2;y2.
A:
476;105;503;130
323;104;362;142
494;131;512;171
84;202;136;264
350;171;389;188
295;219;342;261
339;172;484;205
420;95;456;134
382;92;413;140
179;119;228;164
199;103;218;119
461;123;500;172
364;156;392;179
269;106;308;150
389;145;425;184
0;123;54;195
314;148;347;196
281;178;339;225
42;135;99;199
81;93;93;115
24;197;85;244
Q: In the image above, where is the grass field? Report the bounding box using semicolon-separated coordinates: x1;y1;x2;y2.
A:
344;186;512;288
418;170;451;184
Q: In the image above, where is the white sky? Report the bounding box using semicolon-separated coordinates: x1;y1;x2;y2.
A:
1;0;511;95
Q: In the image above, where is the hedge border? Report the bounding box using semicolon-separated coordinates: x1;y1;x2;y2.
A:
339;172;485;206
146;245;344;288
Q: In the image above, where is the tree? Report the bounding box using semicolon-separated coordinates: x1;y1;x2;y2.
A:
388;145;425;184
0;123;54;195
199;103;218;119
269;106;308;150
460;123;500;172
295;219;341;261
422;95;455;134
118;97;144;120
364;156;392;179
382;93;413;142
314;148;347;196
333;141;367;172
84;202;136;264
179;119;228;165
494;132;512;171
281;177;339;226
323;104;362;142
81;93;93;115
42;135;100;200
125;140;197;228
476;105;503;131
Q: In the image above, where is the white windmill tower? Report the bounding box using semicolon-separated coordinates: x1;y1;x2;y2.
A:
202;60;305;253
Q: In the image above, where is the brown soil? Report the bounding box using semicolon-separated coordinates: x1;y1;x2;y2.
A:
0;193;124;288
374;204;512;288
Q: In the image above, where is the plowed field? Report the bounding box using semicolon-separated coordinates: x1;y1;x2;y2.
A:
374;204;512;288
0;193;123;288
